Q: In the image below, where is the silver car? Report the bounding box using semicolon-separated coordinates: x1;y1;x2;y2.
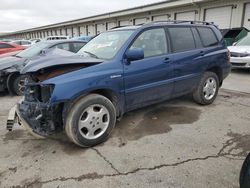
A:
228;34;250;69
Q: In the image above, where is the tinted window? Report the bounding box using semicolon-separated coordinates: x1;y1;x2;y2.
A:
191;28;203;48
72;42;85;53
0;43;14;49
55;43;70;51
197;27;218;47
130;28;168;58
168;27;195;52
21;41;31;45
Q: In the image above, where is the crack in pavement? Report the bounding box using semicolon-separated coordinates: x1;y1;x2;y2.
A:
10;133;247;188
92;148;120;174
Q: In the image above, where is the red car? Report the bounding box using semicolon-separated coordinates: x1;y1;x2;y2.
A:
0;42;25;55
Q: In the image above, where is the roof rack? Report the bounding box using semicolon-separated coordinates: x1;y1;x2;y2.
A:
144;20;215;26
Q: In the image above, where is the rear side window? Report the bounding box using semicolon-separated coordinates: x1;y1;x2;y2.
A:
72;42;86;53
191;28;203;48
168;27;196;52
0;43;14;49
55;43;70;51
197;27;218;47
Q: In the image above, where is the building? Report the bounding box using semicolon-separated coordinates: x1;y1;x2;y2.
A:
1;0;250;39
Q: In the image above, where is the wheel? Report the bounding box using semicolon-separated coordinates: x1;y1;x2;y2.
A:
12;75;28;96
193;71;219;105
240;153;250;188
65;94;116;147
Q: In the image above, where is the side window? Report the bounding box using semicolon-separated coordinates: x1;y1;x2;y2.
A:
168;27;196;52
191;28;203;48
0;44;14;49
55;43;70;51
21;41;31;45
72;42;85;53
130;28;168;58
0;43;14;49
197;27;218;47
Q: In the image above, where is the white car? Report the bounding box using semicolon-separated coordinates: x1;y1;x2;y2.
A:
228;34;250;69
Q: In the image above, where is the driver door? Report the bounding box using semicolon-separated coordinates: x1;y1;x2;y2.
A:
123;27;174;111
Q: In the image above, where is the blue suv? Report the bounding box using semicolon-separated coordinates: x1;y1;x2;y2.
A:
10;21;231;147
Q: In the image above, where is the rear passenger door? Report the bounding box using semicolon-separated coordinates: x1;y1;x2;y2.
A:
168;26;209;95
124;27;174;111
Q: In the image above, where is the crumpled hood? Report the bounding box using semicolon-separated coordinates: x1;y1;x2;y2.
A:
228;46;250;54
21;54;104;74
0;56;28;71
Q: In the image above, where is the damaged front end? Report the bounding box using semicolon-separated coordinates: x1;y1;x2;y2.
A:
17;82;64;136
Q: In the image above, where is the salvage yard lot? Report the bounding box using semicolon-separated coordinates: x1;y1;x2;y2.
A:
0;70;250;188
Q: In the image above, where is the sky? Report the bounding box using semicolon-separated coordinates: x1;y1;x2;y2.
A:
0;0;164;33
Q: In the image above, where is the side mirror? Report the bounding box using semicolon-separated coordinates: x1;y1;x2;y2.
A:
125;48;144;62
232;42;237;46
40;49;48;55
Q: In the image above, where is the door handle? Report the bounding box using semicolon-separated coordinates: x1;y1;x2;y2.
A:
163;57;171;64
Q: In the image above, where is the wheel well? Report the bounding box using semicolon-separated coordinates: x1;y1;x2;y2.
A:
206;67;223;86
90;89;121;117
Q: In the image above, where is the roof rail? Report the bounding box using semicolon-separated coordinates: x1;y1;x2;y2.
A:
144;20;215;26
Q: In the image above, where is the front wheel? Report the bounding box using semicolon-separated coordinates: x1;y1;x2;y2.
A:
65;94;116;147
193;72;219;105
12;75;28;96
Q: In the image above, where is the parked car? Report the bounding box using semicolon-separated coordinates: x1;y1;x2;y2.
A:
10;21;231;147
0;42;25;55
240;153;250;188
228;33;250;69
45;36;70;40
11;40;32;47
0;40;86;95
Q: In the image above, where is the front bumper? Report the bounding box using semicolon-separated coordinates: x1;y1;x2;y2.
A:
230;57;250;68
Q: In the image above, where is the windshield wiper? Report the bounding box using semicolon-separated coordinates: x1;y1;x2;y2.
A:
83;51;99;59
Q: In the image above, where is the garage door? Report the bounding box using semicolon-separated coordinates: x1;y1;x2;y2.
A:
61;28;66;36
175;11;196;21
73;27;79;37
67;28;73;37
80;26;87;35
119;20;131;26
204;6;232;29
134;18;147;25
107;22;116;30
243;3;250;30
152;15;169;22
87;25;95;36
57;29;61;36
96;23;106;34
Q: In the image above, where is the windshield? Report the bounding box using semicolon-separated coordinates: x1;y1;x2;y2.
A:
16;42;50;58
236;35;250;46
77;30;134;60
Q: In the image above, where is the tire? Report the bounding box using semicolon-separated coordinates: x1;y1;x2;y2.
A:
193;71;219;105
12;75;28;96
240;153;250;188
65;94;116;147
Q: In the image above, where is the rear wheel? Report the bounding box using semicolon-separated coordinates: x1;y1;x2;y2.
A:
65;94;116;147
193;72;219;105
